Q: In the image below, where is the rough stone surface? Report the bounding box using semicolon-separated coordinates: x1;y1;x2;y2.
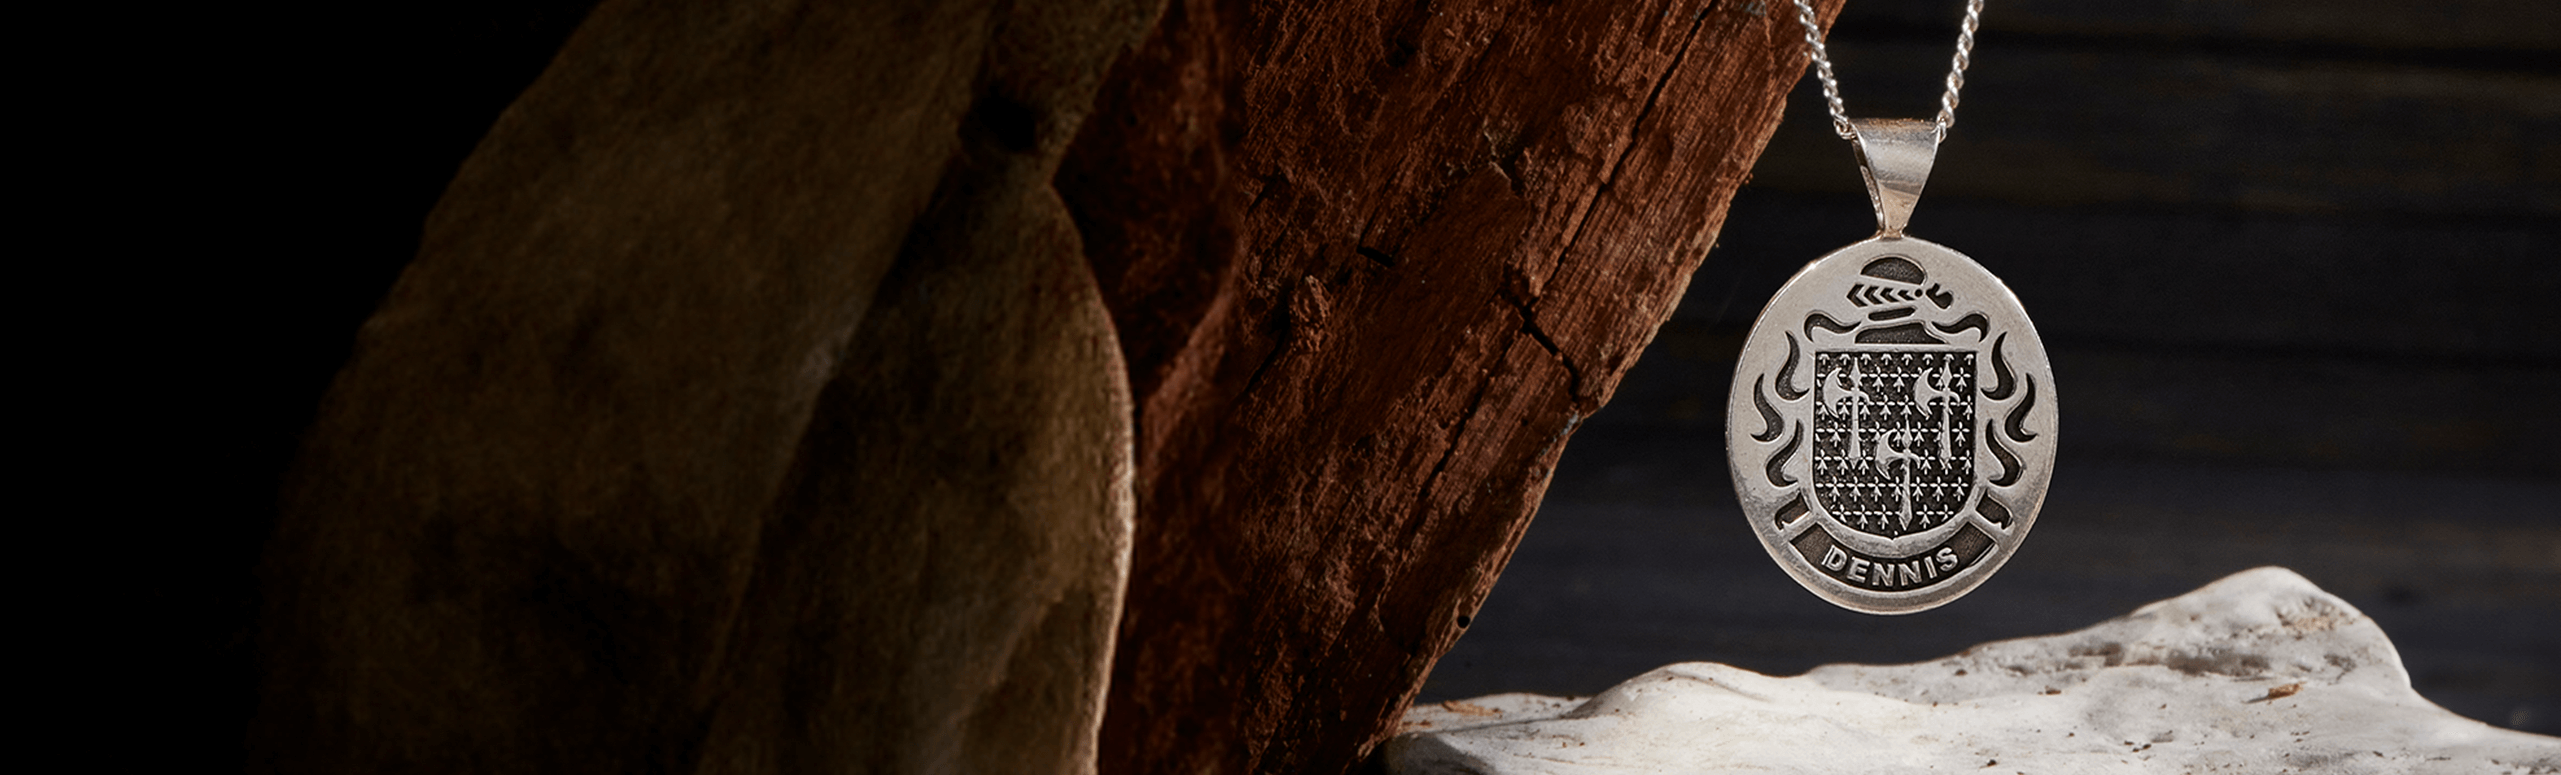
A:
1387;567;2561;774
254;0;1157;773
1055;1;1843;771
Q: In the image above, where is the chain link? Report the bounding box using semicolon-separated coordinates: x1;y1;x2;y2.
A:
1790;0;1985;140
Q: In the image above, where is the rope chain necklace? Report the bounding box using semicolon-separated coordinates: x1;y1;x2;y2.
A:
1724;0;2056;615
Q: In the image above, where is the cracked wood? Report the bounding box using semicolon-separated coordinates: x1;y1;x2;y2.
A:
1057;0;1843;772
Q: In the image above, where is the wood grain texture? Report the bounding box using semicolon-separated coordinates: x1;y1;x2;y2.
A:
1058;1;1841;771
253;0;1157;772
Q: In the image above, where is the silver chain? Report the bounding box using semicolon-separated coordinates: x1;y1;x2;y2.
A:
1791;0;1984;140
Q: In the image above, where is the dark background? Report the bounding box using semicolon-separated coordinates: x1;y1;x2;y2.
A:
89;1;604;766
74;0;2553;766
1419;0;2561;736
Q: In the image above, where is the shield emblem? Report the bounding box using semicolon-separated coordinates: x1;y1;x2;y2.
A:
1812;350;1975;538
1725;239;2057;613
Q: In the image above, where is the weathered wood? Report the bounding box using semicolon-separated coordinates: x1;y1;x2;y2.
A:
254;0;1157;772
1057;1;1841;771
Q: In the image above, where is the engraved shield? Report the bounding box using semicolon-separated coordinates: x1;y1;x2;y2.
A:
1726;237;2056;614
1812;349;1974;538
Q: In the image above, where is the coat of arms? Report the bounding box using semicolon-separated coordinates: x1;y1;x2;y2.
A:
1726;239;2055;613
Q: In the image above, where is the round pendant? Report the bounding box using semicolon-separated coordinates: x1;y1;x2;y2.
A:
1724;235;2056;614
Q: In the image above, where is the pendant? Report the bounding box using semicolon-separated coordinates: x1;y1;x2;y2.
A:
1725;119;2057;614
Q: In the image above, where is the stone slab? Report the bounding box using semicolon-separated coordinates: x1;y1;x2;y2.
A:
1389;567;2560;774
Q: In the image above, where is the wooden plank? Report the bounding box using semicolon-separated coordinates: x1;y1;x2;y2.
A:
1745;42;2561;217
2047;345;2560;476
1596;319;2561;476
1657;186;2559;474
1673;3;2560;480
1057;0;1841;771
1835;0;2561;54
1690;191;2561;359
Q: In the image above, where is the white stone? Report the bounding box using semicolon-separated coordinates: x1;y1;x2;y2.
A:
1389;567;2559;774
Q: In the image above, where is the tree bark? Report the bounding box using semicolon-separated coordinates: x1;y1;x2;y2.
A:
1058;1;1841;772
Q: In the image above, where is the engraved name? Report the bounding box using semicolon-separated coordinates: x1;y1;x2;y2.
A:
1789;522;1995;592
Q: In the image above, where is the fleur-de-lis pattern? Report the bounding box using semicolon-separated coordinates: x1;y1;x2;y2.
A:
1812;351;1975;537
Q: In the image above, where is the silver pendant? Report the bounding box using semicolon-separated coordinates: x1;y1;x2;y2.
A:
1725;119;2057;614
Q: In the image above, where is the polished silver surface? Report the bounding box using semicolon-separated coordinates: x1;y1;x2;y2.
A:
1849;118;1939;239
1725;237;2056;614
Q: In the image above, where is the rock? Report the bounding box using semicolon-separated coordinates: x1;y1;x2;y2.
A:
254;0;1157;773
1387;567;2561;774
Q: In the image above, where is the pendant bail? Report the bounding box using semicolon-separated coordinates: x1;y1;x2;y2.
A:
1848;118;1940;239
